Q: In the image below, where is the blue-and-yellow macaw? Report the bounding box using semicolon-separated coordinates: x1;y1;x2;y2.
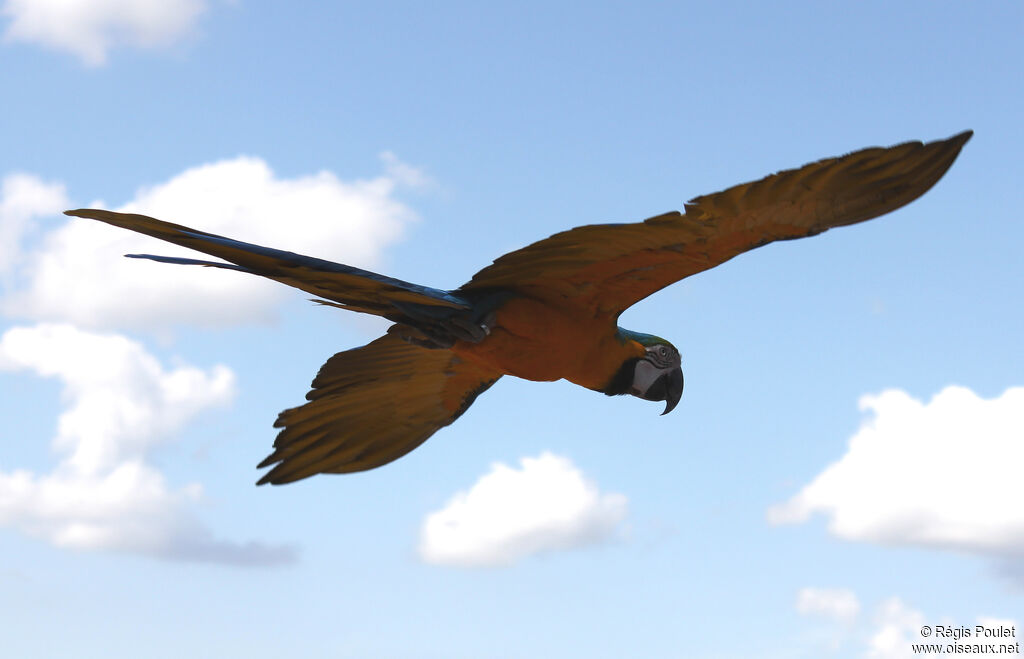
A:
66;131;971;484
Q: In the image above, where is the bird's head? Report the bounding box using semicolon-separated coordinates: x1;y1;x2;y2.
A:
610;329;684;415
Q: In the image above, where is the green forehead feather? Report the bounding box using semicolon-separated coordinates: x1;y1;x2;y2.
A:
617;327;671;348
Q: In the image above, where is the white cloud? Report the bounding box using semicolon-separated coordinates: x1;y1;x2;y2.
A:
863;602;1020;659
418;452;628;567
797;591;1020;659
3;154;420;330
379;150;433;189
1;0;206;66
796;587;860;623
0;323;293;565
0;173;68;275
768;386;1024;574
865;597;926;659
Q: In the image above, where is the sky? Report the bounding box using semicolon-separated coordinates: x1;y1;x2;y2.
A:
0;2;1021;657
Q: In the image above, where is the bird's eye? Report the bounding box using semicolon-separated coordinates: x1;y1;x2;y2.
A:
659;346;668;357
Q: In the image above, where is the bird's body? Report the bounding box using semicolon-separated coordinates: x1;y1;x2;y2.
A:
452;295;640;389
66;130;972;484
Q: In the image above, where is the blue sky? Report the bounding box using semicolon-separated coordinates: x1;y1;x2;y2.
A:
1;2;1021;657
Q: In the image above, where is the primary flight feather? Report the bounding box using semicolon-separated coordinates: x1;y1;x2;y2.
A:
66;130;972;484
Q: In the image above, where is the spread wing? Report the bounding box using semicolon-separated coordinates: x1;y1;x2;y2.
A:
460;131;972;315
257;334;501;484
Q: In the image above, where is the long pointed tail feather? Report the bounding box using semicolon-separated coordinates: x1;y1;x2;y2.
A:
65;208;471;325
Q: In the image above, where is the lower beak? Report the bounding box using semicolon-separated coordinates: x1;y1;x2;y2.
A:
660;367;684;416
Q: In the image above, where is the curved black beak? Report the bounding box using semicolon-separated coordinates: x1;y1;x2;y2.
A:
641;366;684;415
660;367;684;415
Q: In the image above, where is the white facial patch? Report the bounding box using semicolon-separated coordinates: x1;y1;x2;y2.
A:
630;359;663;396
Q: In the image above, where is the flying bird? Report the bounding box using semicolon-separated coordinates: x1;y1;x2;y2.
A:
66;130;972;484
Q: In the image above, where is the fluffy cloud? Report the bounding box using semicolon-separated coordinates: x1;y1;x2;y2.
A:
796;587;861;623
0;323;293;565
3;154;420;330
864;597;927;659
797;592;1019;659
1;0;206;66
418;452;628;567
861;601;1018;659
0;173;68;275
768;386;1024;574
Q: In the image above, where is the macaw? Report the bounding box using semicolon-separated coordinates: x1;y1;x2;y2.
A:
66;130;972;485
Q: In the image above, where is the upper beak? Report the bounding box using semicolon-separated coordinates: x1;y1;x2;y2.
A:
660;367;684;416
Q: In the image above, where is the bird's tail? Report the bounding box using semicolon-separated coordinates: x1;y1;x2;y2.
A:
65;209;487;345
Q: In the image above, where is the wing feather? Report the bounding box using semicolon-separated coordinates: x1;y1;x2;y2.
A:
460;131;972;314
257;334;501;484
